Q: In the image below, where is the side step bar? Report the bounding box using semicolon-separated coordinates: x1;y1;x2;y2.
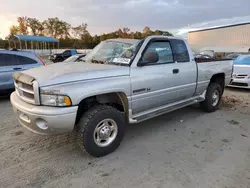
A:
129;91;206;124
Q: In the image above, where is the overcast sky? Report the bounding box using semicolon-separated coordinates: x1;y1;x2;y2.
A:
0;0;250;38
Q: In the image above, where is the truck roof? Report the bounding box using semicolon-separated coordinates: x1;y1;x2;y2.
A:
145;35;186;41
106;38;140;45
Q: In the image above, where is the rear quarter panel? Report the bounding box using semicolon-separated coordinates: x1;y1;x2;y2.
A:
196;60;233;95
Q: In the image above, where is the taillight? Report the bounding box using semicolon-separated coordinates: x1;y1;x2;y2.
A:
36;55;46;66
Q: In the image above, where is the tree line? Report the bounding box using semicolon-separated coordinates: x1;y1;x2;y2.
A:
1;16;173;49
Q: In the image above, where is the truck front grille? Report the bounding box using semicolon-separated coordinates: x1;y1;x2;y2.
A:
14;80;36;104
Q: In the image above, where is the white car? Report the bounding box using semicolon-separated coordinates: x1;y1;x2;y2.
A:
229;54;250;88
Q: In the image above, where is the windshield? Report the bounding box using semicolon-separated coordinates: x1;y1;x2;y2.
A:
84;40;141;66
234;55;250;65
63;55;79;63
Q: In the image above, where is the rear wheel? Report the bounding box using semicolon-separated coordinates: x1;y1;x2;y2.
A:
55;57;63;62
76;105;125;157
200;82;222;112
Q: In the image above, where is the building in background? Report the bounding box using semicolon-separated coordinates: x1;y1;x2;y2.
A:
188;22;250;54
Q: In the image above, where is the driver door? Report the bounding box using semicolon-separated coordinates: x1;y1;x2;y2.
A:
130;39;180;115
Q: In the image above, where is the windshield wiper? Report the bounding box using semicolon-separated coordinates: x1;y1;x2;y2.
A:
90;59;107;64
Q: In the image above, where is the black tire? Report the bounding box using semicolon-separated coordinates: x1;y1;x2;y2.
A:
55;57;63;62
200;82;222;112
76;104;125;157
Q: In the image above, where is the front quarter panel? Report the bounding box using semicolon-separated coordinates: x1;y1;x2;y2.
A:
40;76;131;106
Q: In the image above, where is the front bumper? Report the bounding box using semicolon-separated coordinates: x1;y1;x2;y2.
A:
228;78;250;89
10;92;78;135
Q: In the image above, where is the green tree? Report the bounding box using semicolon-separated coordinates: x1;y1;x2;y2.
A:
27;17;43;35
17;16;28;35
9;25;19;36
43;17;71;39
143;26;151;37
92;35;100;44
72;23;89;39
100;34;107;41
6;16;174;49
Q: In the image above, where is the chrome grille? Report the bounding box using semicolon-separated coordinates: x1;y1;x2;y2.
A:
14;80;35;104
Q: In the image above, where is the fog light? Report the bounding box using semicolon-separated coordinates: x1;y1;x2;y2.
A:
36;118;48;130
18;111;30;123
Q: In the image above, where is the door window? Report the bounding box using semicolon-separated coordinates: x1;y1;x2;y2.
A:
63;50;71;56
0;54;19;66
144;41;174;64
16;55;37;65
170;39;190;63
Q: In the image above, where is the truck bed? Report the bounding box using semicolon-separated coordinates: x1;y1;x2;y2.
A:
195;58;233;95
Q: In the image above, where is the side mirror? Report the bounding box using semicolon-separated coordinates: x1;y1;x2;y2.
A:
138;51;159;66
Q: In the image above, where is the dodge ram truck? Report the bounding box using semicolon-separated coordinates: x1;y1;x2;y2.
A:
10;36;233;157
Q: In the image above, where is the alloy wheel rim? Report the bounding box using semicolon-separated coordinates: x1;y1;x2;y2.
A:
93;118;118;147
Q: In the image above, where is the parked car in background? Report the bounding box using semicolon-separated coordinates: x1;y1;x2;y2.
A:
0;50;46;94
229;54;250;88
224;53;241;60
49;49;78;63
10;36;233;157
195;54;213;59
63;53;86;63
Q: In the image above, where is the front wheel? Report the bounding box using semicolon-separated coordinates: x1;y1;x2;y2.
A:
76;105;125;157
200;82;222;112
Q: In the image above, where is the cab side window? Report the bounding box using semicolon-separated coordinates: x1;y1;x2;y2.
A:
144;41;174;64
170;39;190;63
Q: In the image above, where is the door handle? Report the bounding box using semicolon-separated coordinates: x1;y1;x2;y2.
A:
13;67;22;70
173;69;179;74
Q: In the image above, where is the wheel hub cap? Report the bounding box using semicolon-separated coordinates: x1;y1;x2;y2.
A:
93;118;118;147
99;126;111;139
212;90;219;106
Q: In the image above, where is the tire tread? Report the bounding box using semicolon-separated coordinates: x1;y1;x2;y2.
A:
76;104;125;157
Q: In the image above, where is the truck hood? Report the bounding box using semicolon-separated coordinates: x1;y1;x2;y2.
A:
233;65;250;75
21;62;130;86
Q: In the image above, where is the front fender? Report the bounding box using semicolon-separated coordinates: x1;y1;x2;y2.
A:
40;76;131;106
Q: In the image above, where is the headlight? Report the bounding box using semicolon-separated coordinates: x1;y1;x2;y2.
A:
40;94;72;106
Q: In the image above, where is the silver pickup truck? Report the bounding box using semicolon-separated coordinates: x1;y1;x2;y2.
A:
10;36;233;157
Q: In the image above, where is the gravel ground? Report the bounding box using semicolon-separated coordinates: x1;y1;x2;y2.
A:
0;88;250;188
